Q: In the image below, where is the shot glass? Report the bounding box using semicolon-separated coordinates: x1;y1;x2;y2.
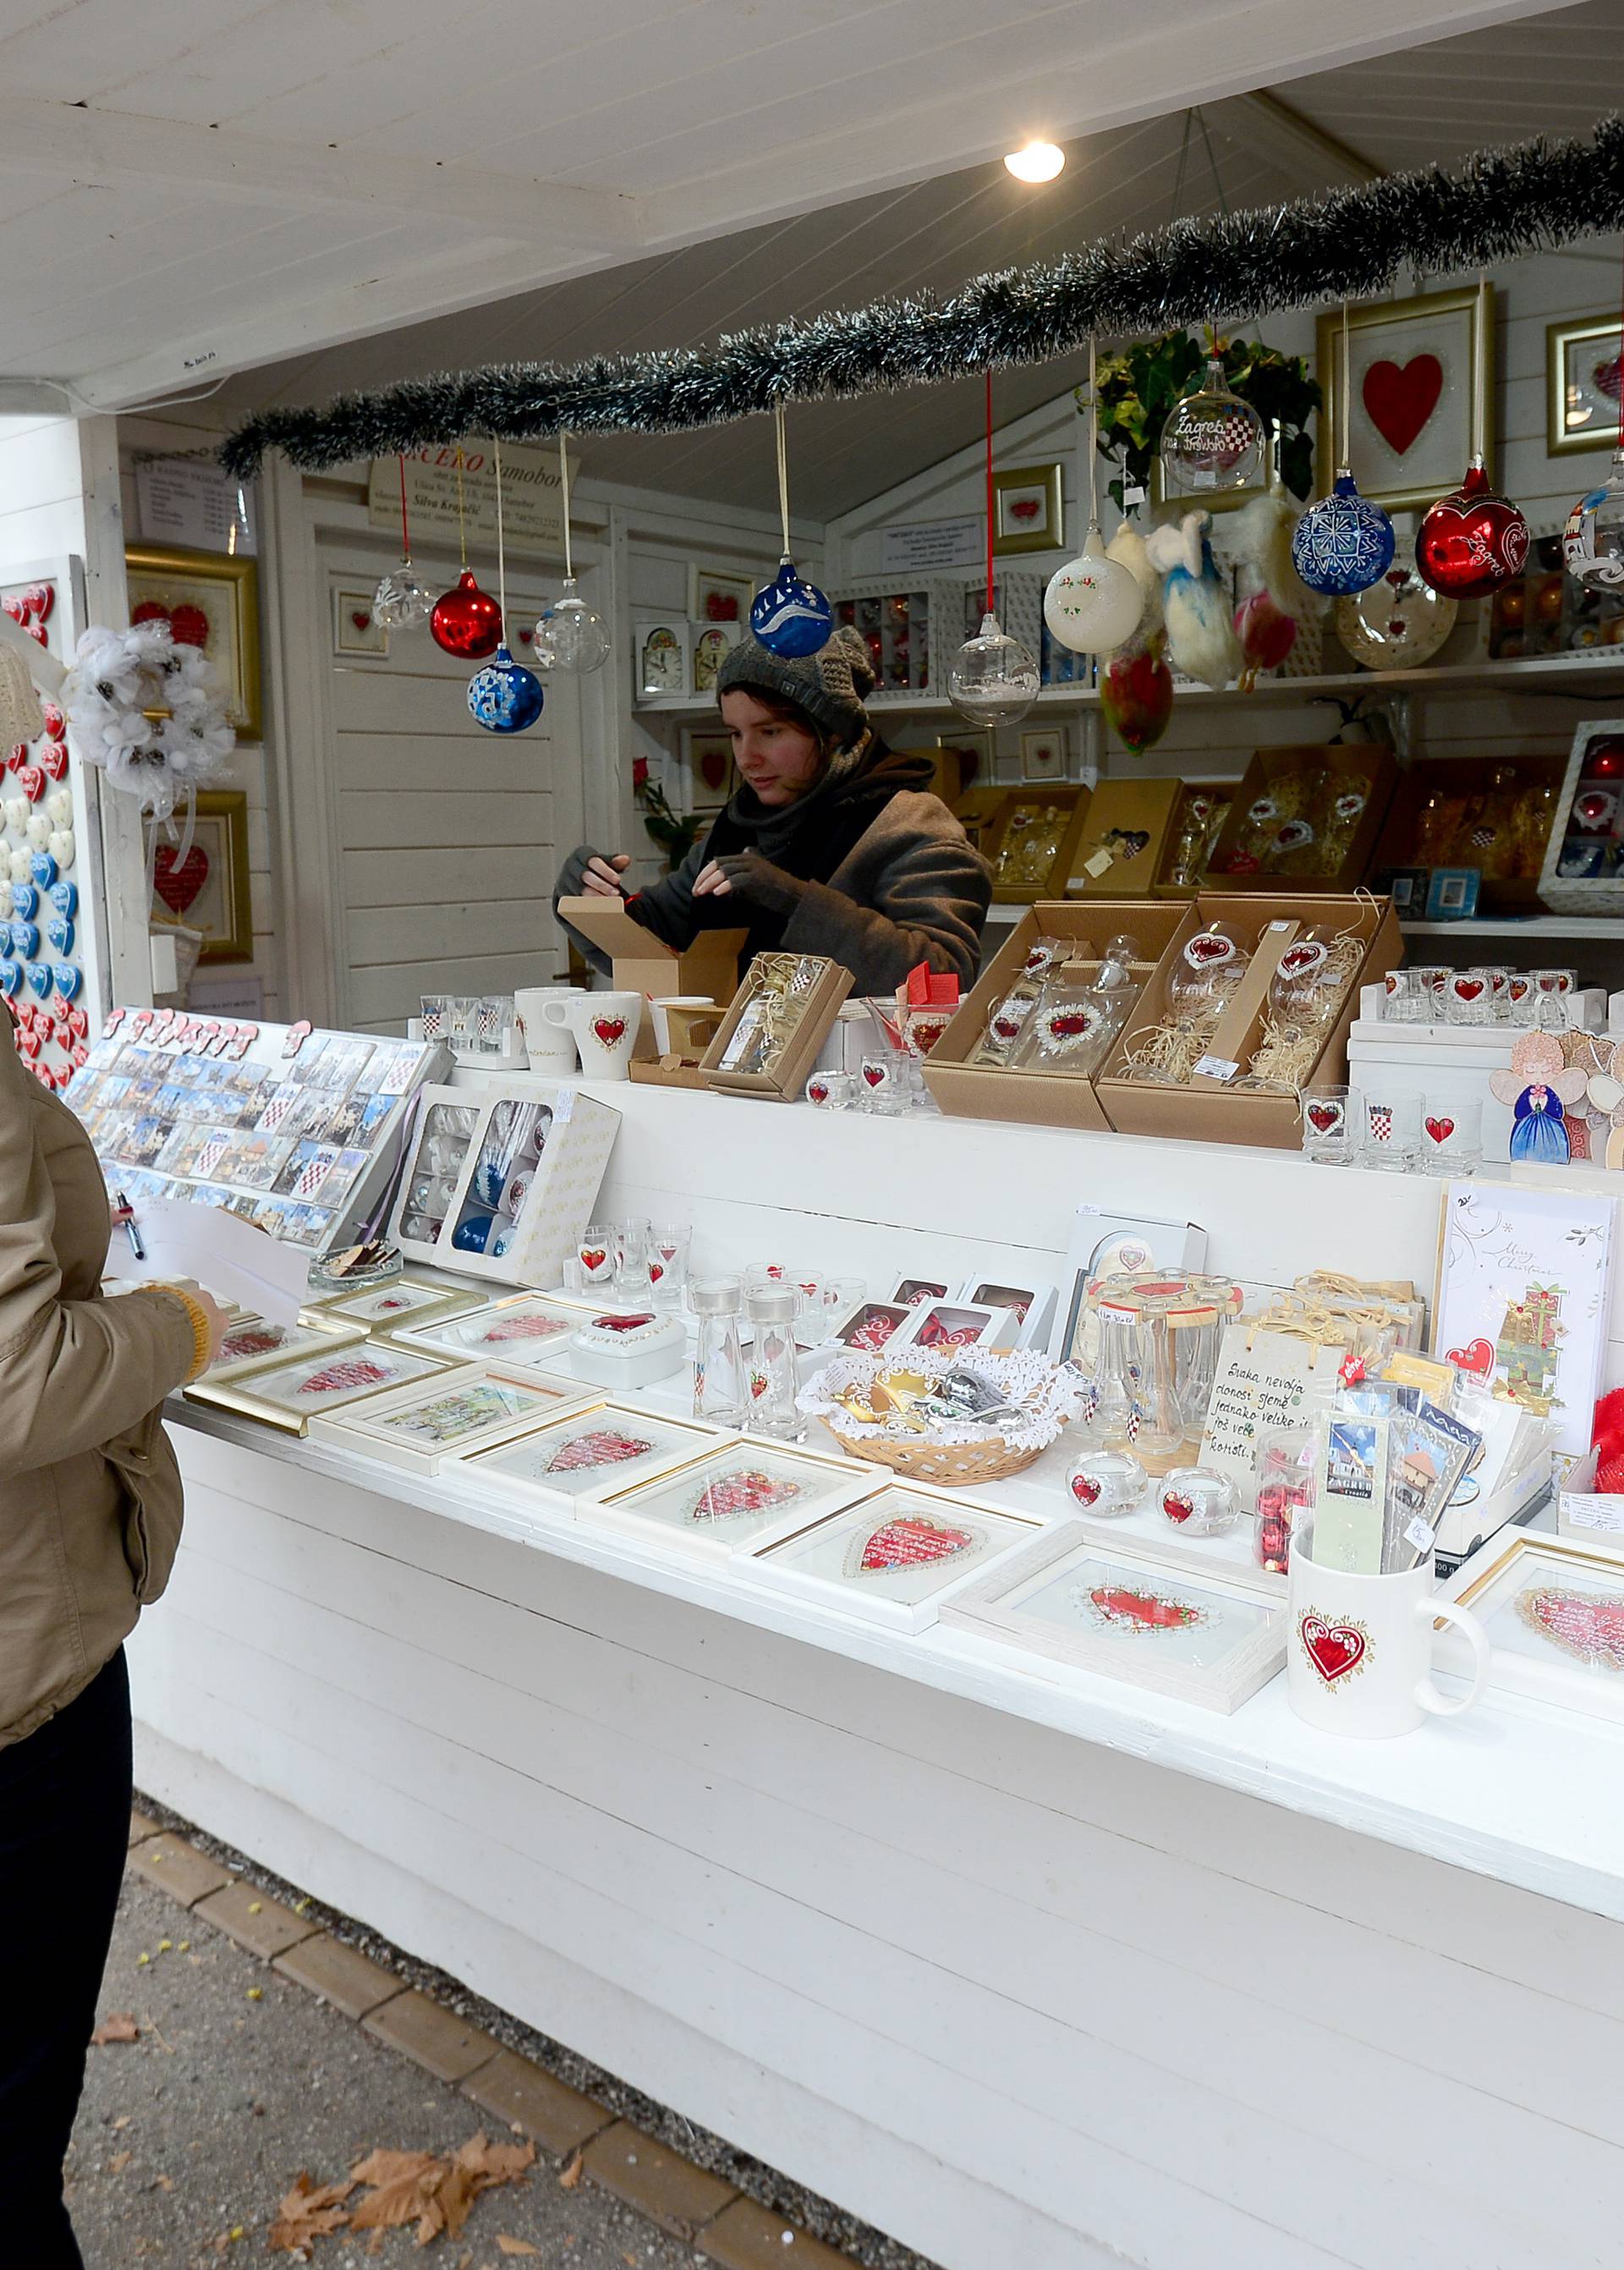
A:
1358;1089;1420;1170
1418;1094;1482;1176
1300;1082;1353;1165
419;993;449;1041
578;1222;617;1290
649;1223;690;1308
1381;970;1420;1025
1443;969;1495;1026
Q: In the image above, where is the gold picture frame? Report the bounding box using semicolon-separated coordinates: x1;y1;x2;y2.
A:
1546;312;1624;457
1316;283;1495;512
125;543;262;738
145;789;254;964
991;462;1064;556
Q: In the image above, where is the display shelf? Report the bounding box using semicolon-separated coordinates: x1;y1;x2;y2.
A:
1400;915;1624;939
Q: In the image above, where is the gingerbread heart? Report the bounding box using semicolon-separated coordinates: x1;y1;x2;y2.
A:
14;766;43;804
37;740;68;781
1299;1613;1367;1684
685;1469;803;1523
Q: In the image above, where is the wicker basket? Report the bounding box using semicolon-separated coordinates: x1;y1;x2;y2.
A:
827;1426;1048;1487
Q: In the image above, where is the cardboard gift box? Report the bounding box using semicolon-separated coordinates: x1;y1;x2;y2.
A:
1095;891;1404;1150
556;898;746;1057
1204;745;1396;893
1369;753;1565;917
1067;777;1183;898
1154;783;1236;898
982;785;1092;903
700;954;853;1100
920;899;1189;1132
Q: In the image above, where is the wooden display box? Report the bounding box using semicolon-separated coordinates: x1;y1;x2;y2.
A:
1367;753;1566;916
1204;745;1396;893
1153;783;1237;899
1066;777;1183;899
700;958;853;1101
1095;892;1404;1150
557;898;746;1058
920;901;1190;1133
982;785;1092;903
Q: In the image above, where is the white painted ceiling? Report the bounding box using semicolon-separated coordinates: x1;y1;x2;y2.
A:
0;0;1578;439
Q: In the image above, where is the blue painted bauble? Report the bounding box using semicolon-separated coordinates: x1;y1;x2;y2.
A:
29;852;58;889
49;880;77;921
0;960;18;998
467;644;545;734
1290;470;1396;597
51;962;80;1001
451;1212;494;1254
10;885;36;921
749;556;833;658
10;921;38;960
47;916;74;955
25;960;51;999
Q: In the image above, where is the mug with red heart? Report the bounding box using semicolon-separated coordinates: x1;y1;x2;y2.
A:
1287;1531;1490;1739
541;988;642;1080
1418;1094;1481;1177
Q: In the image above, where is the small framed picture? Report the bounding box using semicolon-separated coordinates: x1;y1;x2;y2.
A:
1439;1531;1624;1720
691;618;739;695
689;568;754;625
385;1293;588;1368
1315;283;1494;512
145;789;254;963
332;584;389;657
738;1482;1046;1632
461;1403;732;1510
307;1272;487;1333
634;618;691;700
1423;866;1481;921
597;1441;877;1564
184;1341;462;1435
1547;314;1624;457
125;543;261;737
991;463;1064;557
200;1313;366;1380
309;1366;593;1473
683;728;737;813
1019;727;1067;783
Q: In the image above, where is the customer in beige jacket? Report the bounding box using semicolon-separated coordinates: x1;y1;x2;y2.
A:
0;1002;224;2265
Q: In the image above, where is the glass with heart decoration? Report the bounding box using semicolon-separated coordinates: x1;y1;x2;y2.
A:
578;1222;617;1291
1444;967;1496;1027
1064;1448;1146;1518
1356;1088;1420;1172
1418;1095;1482;1177
1158;1465;1240;1537
743;1284;802;1441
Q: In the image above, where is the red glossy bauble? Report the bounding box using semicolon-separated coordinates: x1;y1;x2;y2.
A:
431;569;502;659
1414;457;1528;600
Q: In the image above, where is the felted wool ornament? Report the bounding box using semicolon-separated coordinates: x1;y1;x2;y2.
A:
1144;512;1241;692
1226;486;1318;624
1100;637;1174;754
1104;522;1162;647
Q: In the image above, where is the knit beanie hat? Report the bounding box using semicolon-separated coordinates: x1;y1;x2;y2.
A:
715;623;876;748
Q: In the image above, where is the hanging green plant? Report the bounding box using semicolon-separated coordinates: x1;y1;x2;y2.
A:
1092;333;1320;513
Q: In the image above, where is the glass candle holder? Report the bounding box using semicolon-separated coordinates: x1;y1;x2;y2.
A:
1158;1465;1240;1536
1065;1448;1147;1517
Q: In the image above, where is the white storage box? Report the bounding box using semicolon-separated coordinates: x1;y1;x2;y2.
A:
1346;1015;1517;1163
568;1309;687;1388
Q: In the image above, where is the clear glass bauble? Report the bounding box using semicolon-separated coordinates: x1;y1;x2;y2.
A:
532;576;611;673
947;610;1040;727
1042;525;1143;653
1332;543;1457;671
1159;355;1266;495
467;644;545;734
372;557;434;629
1563;449;1624;594
1289;470;1396;598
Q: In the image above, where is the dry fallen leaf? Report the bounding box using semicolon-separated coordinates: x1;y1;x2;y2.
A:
557;2151;583;2191
495;2243;540;2260
91;2013;140;2046
266;2171;354;2257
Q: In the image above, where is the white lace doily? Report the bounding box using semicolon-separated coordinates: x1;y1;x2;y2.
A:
798;1345;1081;1451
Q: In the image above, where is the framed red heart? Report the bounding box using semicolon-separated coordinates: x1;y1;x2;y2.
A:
591;1015;627;1047
700;750;727;789
1424;1116;1455;1144
1299;1613;1367;1684
153;842;210;915
350;608;371;632
1361;353;1443;457
1446;1337;1495;1377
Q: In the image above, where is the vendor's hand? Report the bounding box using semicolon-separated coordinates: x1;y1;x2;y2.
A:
581;853;631;899
691;853;804;918
191;1287;231;1365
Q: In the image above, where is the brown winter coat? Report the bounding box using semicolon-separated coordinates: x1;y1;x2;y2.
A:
0;1009;201;1749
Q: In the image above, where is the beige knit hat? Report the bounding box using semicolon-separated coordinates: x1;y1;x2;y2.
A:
715;623;876;747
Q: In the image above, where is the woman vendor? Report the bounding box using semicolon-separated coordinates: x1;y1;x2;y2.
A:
553;625;990;992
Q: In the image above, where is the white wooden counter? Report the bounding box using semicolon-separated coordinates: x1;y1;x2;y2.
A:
129;1091;1624;2270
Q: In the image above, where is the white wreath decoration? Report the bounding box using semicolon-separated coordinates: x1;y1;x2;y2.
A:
63;621;235;820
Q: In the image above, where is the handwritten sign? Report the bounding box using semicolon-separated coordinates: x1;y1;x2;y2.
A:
368;441;575;558
1199;1324;1343;1490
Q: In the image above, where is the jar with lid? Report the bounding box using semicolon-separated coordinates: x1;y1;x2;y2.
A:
691;1277;746;1428
745;1284;802;1441
1085;1272;1244;1466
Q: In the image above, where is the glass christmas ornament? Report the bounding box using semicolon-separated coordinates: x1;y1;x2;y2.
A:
1562;449;1624;593
532;575;611;673
749;556;832;658
1159;355;1266;495
1100;640;1173;754
947;610;1040;728
1043;524;1143;654
431;568;502;659
1334;549;1457;672
467;644;545;734
373;558;433;630
1290;470;1396;597
1415;457;1529;600
1065;1448;1146;1517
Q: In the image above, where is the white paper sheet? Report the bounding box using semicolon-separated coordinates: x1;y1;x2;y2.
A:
109;1197;309;1323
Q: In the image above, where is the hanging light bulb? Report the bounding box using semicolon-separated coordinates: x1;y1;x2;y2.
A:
530;437;611;671
1415;455;1528;600
374;455;433;628
1564;447;1624;595
468;443;544;734
1159;350;1265;496
534;574;611;673
1292;470;1396;597
949;609;1040;727
1044;341;1144;655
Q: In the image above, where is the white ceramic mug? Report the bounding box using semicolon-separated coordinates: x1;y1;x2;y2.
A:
541;989;643;1080
650;995;715;1053
1287;1539;1491;1739
513;986;579;1072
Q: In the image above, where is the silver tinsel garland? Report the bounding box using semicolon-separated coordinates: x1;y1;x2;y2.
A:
222;114;1624;477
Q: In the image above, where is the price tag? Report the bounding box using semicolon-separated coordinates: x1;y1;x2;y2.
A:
1122;483;1147;508
1083;848;1116;879
1193;1054;1240;1083
1403;1516;1436;1556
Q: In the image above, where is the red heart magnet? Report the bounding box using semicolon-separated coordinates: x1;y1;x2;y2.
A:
1446;1337;1495;1377
15;765;43;803
38;741;68;781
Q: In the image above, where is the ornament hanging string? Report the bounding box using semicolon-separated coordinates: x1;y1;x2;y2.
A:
397;453;411;557
985;369;995;616
493;440;508;629
1086;336;1098;525
1473;276;1488;462
774;404;792;558
454;446;468;569
559;433;573;579
1341;300;1351;468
